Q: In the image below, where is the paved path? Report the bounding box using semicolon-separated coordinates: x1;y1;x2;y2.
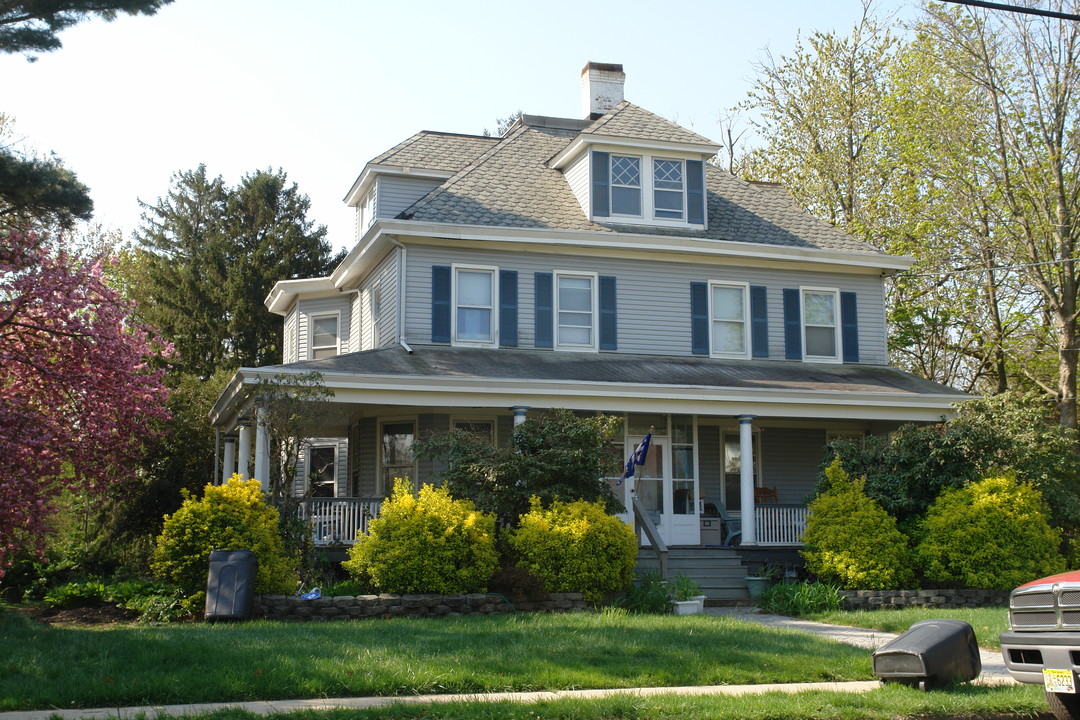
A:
0;610;1014;720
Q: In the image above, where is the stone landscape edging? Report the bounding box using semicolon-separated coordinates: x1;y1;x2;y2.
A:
840;588;1010;609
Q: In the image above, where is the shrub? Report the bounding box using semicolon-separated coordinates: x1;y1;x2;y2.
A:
917;475;1065;589
151;475;298;598
759;581;843;616
801;460;915;590
616;570;672;613
342;480;498;594
505;497;637;604
43;580;106;608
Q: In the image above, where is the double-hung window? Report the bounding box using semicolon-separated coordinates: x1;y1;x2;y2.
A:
710;282;749;357
802;288;840;361
610;155;642;217
555;272;597;349
653;159;685;220
310;314;339;359
380;420;416;495
453;265;497;346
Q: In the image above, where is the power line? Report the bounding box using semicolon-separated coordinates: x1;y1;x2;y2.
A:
897;257;1078;278
941;0;1080;21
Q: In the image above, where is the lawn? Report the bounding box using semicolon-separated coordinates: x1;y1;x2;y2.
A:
0;609;872;711
805;606;1010;650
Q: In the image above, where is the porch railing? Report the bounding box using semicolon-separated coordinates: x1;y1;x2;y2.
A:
299;498;383;546
754;504;808;546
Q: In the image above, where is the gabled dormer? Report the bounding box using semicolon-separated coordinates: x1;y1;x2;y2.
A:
550;63;721;230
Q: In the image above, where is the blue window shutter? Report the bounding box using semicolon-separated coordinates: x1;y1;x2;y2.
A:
687;159;705;225
690;282;708;355
534;272;553;348
431;265;451;343
783;288;802;360
599;275;617;350
750;285;768;358
841;291;859;362
591;151;610;217
500;270;518;347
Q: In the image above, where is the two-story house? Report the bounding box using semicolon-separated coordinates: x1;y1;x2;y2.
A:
209;62;965;567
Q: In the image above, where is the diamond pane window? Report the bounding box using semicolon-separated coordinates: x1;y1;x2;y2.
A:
610;155;641;216
654;159;684;219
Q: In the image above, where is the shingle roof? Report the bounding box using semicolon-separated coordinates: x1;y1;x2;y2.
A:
264;345;968;399
396;120;879;254
368;131;498;173
582;101;716;146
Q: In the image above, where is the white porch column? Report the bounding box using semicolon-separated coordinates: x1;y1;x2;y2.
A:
222;438;236;482
511;406;531;426
738;414;757;545
254;407;270;493
237;425;252;480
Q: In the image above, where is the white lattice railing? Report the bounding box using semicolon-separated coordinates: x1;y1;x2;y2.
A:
754;504;808;546
299;498;383;546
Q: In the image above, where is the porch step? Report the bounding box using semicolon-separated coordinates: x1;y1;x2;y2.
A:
635;546;750;605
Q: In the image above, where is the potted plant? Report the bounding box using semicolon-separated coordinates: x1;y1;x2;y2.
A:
669;573;703;614
745;562;782;601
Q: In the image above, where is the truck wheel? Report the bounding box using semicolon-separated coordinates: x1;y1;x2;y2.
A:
1046;689;1080;720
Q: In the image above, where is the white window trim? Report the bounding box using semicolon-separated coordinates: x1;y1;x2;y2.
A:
451;263;499;348
800;286;842;364
378;417;417;496
652;157;687;222
451;416;498;445
597;149;704;229
708;280;750;359
308;311;341;360
306;442;338;498
554;270;599;351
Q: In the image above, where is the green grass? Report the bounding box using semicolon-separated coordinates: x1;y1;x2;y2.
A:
805;606;1010;650
0;610;873;711
97;683;1048;720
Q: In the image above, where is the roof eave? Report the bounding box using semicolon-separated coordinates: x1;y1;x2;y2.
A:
550;134;722;169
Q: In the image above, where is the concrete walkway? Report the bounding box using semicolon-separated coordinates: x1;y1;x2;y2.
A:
0;609;1014;720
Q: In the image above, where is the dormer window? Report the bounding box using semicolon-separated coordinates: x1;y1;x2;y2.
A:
310;314;339;359
591;150;705;227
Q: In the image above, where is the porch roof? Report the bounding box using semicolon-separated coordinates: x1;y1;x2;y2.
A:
211;346;969;427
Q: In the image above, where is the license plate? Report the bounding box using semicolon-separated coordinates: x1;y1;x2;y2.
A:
1045;669;1076;693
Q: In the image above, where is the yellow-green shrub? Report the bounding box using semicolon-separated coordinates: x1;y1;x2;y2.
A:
505;497;637;604
343;480;498;594
917;476;1064;589
151;475;298;597
801;460;915;590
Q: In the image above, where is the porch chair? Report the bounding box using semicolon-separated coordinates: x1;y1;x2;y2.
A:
754;486;779;504
709;501;742;546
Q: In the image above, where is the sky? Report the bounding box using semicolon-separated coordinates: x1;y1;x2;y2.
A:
0;0;915;253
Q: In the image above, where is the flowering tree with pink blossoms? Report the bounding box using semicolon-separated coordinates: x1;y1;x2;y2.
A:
0;230;170;576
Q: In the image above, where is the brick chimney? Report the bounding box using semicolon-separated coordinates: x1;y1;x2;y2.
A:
581;62;625;120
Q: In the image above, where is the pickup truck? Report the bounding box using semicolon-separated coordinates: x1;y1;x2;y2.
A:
1001;570;1080;720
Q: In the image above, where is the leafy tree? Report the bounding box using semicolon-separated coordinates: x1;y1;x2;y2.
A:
0;1;173;57
414;408;623;525
0;230;170;576
134;165;342;377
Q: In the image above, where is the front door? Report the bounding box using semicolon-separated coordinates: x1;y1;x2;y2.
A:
635;437;699;546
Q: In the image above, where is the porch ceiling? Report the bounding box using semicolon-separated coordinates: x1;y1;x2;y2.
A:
210;346;969;428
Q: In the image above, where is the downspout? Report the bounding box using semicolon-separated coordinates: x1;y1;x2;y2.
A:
389;237;413;354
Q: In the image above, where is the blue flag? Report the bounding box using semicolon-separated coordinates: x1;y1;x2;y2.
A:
622;433;652;481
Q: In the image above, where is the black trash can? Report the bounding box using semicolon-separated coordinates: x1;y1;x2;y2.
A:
205;549;257;621
872;618;981;689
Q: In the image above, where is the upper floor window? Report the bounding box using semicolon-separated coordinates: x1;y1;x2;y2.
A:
453;265;497;346
653;159;685;220
556;272;597;350
610;155;642;216
802;288;840;362
710;282;749;357
310;314;339;359
363;188;377;230
593;151;704;226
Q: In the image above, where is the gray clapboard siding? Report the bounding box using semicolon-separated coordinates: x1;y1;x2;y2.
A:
402;245;888;364
283;306;298;363
356;418;378;497
358;251;400;349
759;427;827;503
698;426;723;505
565;153;591;217
416;413;449;484
377;176;444;219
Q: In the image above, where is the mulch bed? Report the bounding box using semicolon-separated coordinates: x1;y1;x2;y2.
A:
15;603;140;626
